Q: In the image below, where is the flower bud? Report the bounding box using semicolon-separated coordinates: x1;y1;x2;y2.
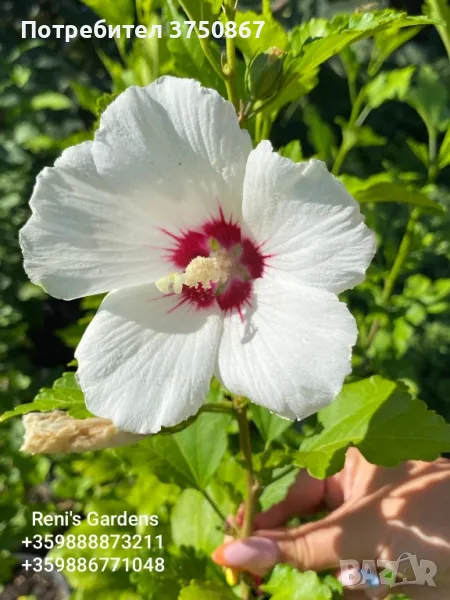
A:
245;48;286;101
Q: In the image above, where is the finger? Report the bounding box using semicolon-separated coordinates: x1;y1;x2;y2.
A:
212;523;344;575
213;502;376;576
212;537;280;577
253;470;326;530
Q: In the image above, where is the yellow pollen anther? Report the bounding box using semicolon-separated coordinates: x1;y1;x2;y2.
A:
156;250;233;295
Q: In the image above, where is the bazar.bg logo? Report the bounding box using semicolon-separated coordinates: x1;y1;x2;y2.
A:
340;553;438;588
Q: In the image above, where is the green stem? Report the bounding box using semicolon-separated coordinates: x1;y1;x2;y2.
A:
236;407;256;538
255;111;265;142
332;87;366;175
261;115;272;140
199;402;236;415
347;76;357;108
331;143;349;176
235;399;257;600
366;208;420;347
224;1;240;111
262;0;272;17
382;208;420;303
428;125;439;182
349;87;366;125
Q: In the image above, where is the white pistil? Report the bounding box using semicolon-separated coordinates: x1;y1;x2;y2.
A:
156;249;233;295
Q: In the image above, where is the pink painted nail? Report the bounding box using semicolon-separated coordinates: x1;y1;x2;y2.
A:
220;538;279;570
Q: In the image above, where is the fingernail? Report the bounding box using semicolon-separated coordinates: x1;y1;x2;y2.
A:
212;538;279;570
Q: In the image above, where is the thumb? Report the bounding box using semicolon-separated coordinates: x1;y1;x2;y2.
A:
212;511;371;577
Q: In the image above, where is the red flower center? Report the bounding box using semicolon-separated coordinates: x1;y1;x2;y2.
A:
161;208;267;316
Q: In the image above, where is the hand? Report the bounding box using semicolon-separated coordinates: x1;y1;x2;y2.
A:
212;448;450;599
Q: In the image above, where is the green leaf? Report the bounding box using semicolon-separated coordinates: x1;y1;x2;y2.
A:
127;13;168;86
341;173;444;211
295;376;450;478
79;0;134;27
121;412;232;489
232;11;287;61
178;0;222;23
251;405;293;443
290;11;431;76
439;126;450;169
49;519;132;590
369;26;423;76
126;472;179;523
263;565;334;600
0;372;92;423
278;140;303;163
302;102;337;161
365;66;415;108
30;92;72;111
171;483;233;555
406;65;450;132
336;120;386;152
424;0;450;66
179;580;235;600
407;138;430;166
70;81;102;114
260;468;299;511
165;1;223;90
131;545;209;599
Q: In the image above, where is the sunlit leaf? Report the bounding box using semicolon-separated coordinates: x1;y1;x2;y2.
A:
295;376;450;478
407;138;429;166
179;580;235;600
0;373;91;423
365;66;415;108
79;0;134;27
439;125;450;169
260;468;299;511
70;81;102;114
165;1;223;90
263;565;335;600
278;140;303;163
368;26;423;76
121;412;232;489
406;65;450;132
341;173;444;211
290;11;431;76
251;405;293;442
171;483;233;554
336;119;386;152
232;11;287;61
178;0;222;23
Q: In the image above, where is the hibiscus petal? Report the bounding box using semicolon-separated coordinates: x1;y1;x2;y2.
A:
92;76;252;228
242;142;376;294
20;141;173;300
216;274;357;420
75;284;222;434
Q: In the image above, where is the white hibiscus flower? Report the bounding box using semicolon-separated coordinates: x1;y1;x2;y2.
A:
20;76;376;434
